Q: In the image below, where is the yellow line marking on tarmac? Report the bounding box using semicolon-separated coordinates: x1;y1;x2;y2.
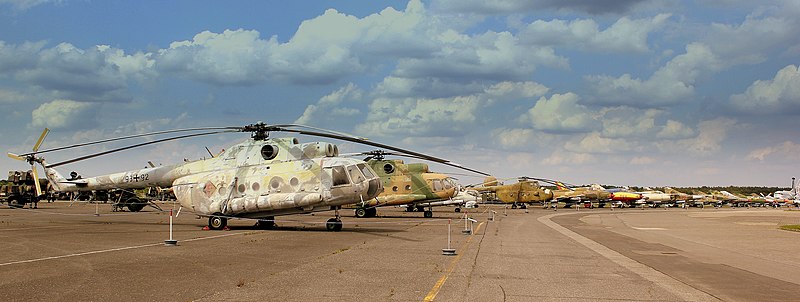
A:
423;221;484;302
0;232;243;267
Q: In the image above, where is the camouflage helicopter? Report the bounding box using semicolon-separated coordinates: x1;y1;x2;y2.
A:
343;150;487;218
7;123;470;231
470;176;554;209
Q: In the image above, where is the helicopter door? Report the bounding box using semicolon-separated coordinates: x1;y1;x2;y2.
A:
329;166;350;187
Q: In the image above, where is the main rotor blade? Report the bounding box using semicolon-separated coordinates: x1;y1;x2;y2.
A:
21;126;239;156
7;152;25;161
271;124;367;140
276;128;489;176
48;130;237;168
33;128;50;152
31;166;43;196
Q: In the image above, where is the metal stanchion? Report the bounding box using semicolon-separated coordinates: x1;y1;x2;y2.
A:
442;219;456;256
164;208;178;246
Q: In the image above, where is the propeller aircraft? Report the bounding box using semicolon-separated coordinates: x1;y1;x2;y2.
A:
7;123;473;231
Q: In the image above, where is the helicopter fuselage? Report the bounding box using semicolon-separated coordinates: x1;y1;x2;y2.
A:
44;137;383;218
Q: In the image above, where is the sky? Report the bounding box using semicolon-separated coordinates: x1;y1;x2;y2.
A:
1;0;798;187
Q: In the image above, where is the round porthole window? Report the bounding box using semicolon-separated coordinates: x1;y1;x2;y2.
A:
383;163;394;174
261;145;278;160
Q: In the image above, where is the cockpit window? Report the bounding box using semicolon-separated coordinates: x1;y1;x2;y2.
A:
432;180;443;191
443;178;454;189
331;166;350;186
347;165;366;184
357;163;375;178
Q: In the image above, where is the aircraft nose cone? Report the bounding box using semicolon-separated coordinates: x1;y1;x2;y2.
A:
365;177;382;198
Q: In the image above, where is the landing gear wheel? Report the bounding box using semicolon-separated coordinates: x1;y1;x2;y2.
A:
326;218;343;232
208;215;228;230
126;198;144;212
423;210;433;218
454;207;461;213
355;208;367;218
366;207;377;217
511;204;518;209
8;197;23;208
254;217;275;229
519;203;527;209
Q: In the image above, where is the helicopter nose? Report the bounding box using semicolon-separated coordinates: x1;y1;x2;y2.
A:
365;177;382;198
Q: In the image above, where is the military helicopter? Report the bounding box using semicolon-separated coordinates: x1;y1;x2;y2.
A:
7;122;472;231
342;150;485;218
469;176;554;209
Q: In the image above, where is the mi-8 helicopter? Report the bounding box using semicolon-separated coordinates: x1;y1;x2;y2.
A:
343;150;486;218
470;176;554;209
7;123;474;231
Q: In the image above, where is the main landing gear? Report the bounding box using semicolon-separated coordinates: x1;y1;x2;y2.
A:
404;205;434;218
208;214;228;230
326;207;343;232
354;207;377;218
254;217;276;229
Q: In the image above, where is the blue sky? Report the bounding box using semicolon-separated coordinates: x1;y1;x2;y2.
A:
1;0;799;187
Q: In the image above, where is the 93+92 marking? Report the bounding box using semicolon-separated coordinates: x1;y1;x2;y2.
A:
123;173;149;183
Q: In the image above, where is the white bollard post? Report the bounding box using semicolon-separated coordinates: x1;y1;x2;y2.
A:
442;219;456;255
164;209;178;246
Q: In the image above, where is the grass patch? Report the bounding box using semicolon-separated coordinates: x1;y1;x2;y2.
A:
779;225;800;232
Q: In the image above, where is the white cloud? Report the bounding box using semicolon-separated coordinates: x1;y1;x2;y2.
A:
393;30;567;83
523;92;599;133
0;42;145;102
492;128;557;149
730;64;800;114
564;132;633;154
0;0;60;11
542;150;596;166
155;1;439;85
157;29;278;85
430;0;648;15
656;119;695;139
519;14;670;53
656;118;736;156
31;99;98;130
630;156;656;165
706;11;800;65
600;107;660;138
357;80;549;139
746;141;800;161
586;43;721;107
0;89;26;103
355;94;481;138
294;83;363;126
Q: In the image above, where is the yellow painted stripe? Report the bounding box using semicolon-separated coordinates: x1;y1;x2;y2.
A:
423;222;484;302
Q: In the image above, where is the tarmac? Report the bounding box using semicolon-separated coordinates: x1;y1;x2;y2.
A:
1;201;799;301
